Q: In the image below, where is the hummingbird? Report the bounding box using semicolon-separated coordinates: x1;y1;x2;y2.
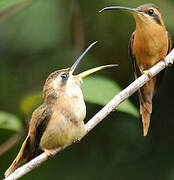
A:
100;4;173;136
5;41;118;177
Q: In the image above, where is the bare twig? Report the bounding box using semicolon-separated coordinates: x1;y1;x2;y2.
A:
4;49;174;180
0;128;26;156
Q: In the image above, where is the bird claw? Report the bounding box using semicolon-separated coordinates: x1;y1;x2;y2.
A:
44;149;54;157
143;70;152;78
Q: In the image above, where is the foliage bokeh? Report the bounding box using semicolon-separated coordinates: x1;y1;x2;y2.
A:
0;0;174;179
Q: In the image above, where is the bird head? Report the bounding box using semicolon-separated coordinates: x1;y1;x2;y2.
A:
100;4;164;27
43;42;118;102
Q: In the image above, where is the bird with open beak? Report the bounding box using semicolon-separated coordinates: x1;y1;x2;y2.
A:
5;41;118;177
100;4;172;136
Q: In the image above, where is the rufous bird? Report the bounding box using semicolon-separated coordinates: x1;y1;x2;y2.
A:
5;41;118;177
100;4;173;136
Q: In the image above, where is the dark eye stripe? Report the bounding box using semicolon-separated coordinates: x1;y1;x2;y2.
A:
153;14;161;25
146;9;162;25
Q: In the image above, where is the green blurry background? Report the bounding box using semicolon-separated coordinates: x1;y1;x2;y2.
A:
0;0;174;179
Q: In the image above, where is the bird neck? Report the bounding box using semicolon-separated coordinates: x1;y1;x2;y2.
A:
52;86;86;122
44;85;85;107
134;15;166;35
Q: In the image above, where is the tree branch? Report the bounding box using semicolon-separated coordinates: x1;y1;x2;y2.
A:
0;128;26;156
4;49;174;180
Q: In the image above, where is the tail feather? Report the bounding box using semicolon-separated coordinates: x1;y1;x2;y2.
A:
139;78;156;136
4;136;31;177
141;105;151;136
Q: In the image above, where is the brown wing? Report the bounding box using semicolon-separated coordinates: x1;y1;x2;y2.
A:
29;105;52;159
5;105;52;177
129;32;141;79
129;32;153;136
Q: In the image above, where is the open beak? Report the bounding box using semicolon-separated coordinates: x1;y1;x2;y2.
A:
70;41;97;74
99;6;140;15
70;41;118;78
78;64;118;79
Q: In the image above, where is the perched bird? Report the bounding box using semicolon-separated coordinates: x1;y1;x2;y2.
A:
5;41;118;177
100;4;172;136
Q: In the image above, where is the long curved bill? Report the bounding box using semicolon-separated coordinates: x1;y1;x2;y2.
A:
99;6;140;15
78;64;118;79
70;41;98;74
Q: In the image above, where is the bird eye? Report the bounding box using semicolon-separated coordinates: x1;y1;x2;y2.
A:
61;73;69;80
147;9;154;15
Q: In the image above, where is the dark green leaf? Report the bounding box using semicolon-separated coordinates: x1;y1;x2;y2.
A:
81;76;139;118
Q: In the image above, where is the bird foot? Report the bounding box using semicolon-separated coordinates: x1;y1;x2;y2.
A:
44;149;54;157
44;148;62;157
143;70;152;78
